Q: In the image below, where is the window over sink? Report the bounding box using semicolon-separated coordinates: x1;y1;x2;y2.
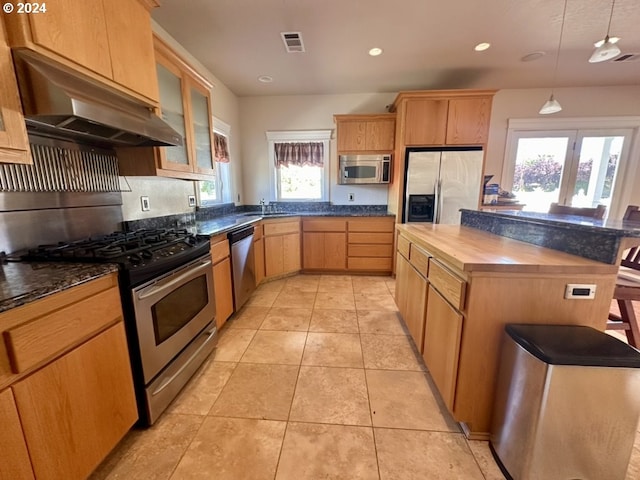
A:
266;130;331;201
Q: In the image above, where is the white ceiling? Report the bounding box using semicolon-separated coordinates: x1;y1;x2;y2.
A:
152;0;640;97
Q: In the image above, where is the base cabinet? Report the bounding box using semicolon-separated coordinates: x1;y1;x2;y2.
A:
422;286;463;410
264;219;301;279
254;223;265;286
12;323;137;480
394;250;428;352
211;234;234;327
0;388;34;480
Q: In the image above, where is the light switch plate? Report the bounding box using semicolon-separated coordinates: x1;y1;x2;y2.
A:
141;196;150;211
188;195;196;207
564;284;596;299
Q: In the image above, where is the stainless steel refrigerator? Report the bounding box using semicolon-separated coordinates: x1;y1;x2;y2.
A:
404;146;483;224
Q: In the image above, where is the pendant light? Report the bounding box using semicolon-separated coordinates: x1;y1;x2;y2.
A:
589;0;621;63
539;0;568;115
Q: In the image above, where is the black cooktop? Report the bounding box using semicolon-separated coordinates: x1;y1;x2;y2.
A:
16;228;211;287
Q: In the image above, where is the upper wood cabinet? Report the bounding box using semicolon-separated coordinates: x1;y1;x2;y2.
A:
334;114;396;153
0;19;30;165
395;90;495;146
4;0;160;104
117;35;216;181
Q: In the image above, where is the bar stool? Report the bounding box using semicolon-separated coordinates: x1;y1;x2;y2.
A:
607;206;640;347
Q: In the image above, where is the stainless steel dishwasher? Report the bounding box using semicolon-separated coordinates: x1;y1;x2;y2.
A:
227;226;256;310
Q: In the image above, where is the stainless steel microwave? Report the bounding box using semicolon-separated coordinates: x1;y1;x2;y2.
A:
338;154;391;184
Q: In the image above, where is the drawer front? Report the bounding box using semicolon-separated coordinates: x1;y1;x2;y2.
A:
210;238;230;264
303;219;347;232
347;218;394;232
397;234;411;259
428;259;466;310
264;220;300;236
348;232;393;244
409;244;430;278
348;257;393;271
4;286;124;374
348;244;393;258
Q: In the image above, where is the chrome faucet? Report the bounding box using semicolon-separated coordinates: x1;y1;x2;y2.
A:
260;198;266;215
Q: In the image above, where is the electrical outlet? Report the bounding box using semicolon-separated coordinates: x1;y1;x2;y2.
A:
188;195;196;207
140;196;150;211
348;193;355;202
564;284;596;299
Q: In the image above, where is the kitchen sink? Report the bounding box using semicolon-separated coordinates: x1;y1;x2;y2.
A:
242;212;293;217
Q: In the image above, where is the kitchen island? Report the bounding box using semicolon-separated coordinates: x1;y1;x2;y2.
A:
395;223;618;439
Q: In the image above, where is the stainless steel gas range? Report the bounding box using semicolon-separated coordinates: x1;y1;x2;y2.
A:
18;228;218;425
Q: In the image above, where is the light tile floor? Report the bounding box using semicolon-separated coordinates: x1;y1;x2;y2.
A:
91;274;640;480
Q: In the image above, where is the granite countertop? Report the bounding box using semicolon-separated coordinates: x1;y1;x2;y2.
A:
196;211;394;236
0;262;119;313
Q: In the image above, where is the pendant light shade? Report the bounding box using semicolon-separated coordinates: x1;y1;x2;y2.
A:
539;94;562;115
589;35;621;63
590;0;621;63
539;0;567;116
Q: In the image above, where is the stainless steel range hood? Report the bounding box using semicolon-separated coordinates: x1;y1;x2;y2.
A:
13;50;182;148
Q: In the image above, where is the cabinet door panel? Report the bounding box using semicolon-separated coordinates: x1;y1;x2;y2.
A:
303;232;325;269
337;122;366;151
0;20;30;164
366;119;395;151
254;237;265;285
394;253;410;319
103;0;159;101
423;286;463;410
264;236;283;278
0;388;34;480
445;97;492;145
28;0;112;79
13;323;137;480
404;99;448;145
324;232;347;269
189;80;215;174
213;257;234;328
283;233;301;273
405;265;428;352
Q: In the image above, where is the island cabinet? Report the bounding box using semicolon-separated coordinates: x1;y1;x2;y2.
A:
4;0;160;104
0;273;137;480
263;217;301;279
211;234;234;328
0;19;30;165
334;114;396;154
0;388;34;480
254;222;265;286
117;34;216;181
395;224;619;439
302;218;347;271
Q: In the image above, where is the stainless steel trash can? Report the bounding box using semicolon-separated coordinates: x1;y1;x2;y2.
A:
490;324;640;480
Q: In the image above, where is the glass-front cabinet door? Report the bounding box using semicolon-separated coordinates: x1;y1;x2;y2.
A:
0;20;31;165
156;56;191;172
188;79;215;175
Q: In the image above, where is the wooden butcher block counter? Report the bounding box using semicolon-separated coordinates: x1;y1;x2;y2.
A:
395;224;618;440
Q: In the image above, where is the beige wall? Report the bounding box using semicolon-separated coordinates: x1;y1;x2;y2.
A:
119;22;242;221
239;93;397;206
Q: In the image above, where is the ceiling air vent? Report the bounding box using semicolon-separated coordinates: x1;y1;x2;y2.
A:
613;54;639;62
281;32;305;53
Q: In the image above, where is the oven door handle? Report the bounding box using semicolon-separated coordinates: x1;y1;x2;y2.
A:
150;325;218;396
136;259;212;300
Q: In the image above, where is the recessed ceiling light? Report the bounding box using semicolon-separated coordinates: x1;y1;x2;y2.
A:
521;51;546;62
594;36;620;47
368;47;383;56
257;75;273;83
474;42;491;52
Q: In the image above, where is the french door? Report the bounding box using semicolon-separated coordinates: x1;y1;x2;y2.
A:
507;129;632;213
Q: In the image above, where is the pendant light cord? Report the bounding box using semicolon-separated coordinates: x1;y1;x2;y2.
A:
605;0;616;37
551;0;569;94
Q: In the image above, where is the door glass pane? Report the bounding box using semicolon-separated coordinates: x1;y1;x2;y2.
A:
512;137;569;212
191;88;214;170
157;64;188;165
571;136;623;209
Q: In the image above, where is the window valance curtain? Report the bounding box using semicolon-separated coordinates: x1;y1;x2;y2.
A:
274;142;324;168
214;133;230;163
